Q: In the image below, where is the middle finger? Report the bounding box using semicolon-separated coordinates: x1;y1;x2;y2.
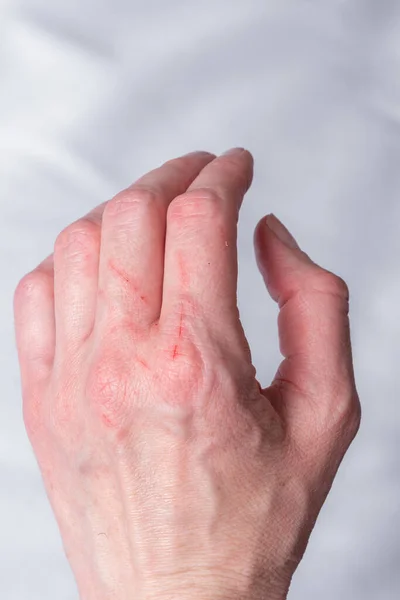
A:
95;151;216;335
159;148;254;343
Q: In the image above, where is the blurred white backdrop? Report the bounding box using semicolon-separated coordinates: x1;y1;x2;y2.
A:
1;1;399;598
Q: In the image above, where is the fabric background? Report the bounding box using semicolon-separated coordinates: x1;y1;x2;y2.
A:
1;1;399;598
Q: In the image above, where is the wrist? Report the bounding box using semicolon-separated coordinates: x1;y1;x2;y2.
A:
145;574;290;600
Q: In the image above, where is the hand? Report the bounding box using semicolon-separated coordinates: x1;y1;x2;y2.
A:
14;148;361;600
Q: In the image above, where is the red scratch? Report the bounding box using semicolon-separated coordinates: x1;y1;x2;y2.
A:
107;260;149;304
177;251;190;288
101;414;114;428
137;357;149;369
108;259;131;284
172;344;179;360
178;308;184;338
117;426;130;443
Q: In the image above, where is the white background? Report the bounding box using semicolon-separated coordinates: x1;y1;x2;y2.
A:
1;1;399;598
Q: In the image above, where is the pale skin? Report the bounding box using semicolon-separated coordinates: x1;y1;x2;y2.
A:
13;148;361;600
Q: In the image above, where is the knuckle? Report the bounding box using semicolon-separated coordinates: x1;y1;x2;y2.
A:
105;187;158;217
55;219;99;254
169;188;222;221
158;337;205;403
312;269;350;301
329;387;361;442
341;392;361;437
14;270;52;306
158;343;223;410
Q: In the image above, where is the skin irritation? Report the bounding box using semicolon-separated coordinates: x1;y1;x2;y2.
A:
103;259;152;343
136;357;149;370
172;308;184;360
106;252;189;361
107;259;148;304
172;251;190;360
177;250;190;288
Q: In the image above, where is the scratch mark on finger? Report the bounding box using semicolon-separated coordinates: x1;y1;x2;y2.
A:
137;357;149;369
101;414;115;428
178;306;184;338
177;251;190;288
108;259;132;285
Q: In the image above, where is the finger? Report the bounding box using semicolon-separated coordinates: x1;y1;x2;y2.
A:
14;254;55;386
253;214;361;450
53;202;107;352
159;148;254;348
96;151;216;333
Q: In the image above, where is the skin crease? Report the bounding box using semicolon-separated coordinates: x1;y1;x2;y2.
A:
13;149;361;600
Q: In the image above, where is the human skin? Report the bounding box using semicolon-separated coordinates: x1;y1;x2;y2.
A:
13;148;361;600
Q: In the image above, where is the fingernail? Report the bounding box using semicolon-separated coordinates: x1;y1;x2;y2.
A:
221;147;246;156
265;214;300;250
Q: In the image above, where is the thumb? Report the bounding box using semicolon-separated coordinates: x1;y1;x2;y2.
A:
253;214;360;452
